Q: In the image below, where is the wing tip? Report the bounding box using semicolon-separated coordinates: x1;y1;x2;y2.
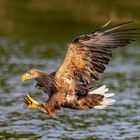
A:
105;20;136;33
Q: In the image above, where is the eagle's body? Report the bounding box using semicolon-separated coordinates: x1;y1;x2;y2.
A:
22;21;138;117
33;70;107;114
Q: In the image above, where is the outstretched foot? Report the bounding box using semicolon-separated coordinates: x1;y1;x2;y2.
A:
23;93;54;117
24;94;39;109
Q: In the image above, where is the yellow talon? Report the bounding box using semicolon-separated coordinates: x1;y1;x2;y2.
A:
24;94;39;109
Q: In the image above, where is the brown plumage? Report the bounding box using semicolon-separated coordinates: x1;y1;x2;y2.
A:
22;21;138;117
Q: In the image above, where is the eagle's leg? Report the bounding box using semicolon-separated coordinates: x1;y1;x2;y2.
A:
24;94;48;114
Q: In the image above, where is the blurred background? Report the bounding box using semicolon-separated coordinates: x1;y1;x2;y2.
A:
0;0;140;139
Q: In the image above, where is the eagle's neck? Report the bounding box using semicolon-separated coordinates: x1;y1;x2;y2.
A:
35;72;56;95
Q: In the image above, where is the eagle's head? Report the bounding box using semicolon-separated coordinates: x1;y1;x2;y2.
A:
21;69;46;81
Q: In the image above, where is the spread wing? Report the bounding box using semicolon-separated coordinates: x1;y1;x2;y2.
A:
54;21;138;96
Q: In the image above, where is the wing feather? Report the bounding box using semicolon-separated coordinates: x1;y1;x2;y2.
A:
54;21;138;96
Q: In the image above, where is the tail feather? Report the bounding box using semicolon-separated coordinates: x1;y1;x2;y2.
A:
104;93;115;98
89;85;108;94
88;85;116;109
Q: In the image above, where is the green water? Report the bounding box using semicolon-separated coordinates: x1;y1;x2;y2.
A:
0;1;140;139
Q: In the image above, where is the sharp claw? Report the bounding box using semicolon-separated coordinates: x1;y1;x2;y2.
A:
24;95;31;105
24;98;29;105
23;93;39;109
23;99;27;104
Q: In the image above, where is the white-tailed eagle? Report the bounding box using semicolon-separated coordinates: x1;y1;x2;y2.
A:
22;21;138;117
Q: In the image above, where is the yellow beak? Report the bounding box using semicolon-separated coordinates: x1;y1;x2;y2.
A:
21;73;31;81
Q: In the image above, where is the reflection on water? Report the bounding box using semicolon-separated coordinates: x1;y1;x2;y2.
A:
0;1;140;139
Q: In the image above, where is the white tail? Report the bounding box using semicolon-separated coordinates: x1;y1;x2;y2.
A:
88;85;116;109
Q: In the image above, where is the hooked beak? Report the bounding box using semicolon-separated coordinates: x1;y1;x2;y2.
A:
21;73;32;81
